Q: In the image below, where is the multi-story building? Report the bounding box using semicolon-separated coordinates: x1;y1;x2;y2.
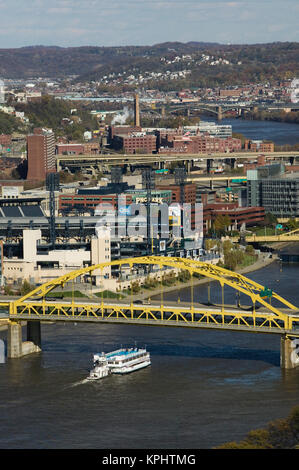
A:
109;125;142;142
155;122;232;147
113;133;157;154
55;142;100;155
27;128;55;180
59;182;134;214
183;122;233;139
260;179;299;218
244;140;275;152
203;203;265;232
159;135;241;154
247;164;299;218
156;183;197;205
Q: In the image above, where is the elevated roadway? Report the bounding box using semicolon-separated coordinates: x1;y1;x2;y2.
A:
56;151;299;170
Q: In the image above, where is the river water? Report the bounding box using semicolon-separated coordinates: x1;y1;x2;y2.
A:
0;260;298;449
205;117;299;146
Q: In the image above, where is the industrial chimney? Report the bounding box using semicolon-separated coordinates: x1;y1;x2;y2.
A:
134;93;140;127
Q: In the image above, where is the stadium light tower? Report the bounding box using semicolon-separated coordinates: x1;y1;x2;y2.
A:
142;167;155;254
174;167;186;239
46;172;60;248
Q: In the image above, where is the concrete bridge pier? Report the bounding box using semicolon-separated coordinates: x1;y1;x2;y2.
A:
280;335;299;369
7;322;22;359
7;321;42;359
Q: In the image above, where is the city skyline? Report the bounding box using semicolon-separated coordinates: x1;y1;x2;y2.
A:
0;0;298;48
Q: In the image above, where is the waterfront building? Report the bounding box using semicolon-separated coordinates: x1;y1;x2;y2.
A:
183;121;232;139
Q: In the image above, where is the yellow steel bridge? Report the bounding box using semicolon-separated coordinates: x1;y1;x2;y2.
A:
6;256;299;333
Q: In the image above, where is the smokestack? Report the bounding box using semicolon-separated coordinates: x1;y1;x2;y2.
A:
134;93;140;127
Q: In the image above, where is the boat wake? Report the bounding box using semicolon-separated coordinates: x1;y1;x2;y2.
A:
69;378;90;388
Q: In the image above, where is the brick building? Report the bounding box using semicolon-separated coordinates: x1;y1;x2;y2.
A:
59;193;133;213
56;142;100;155
203;203;265;232
156;183;197;204
113;133;157;154
159;135;241;154
27;128;55;180
109;125;142;142
244;140;275;152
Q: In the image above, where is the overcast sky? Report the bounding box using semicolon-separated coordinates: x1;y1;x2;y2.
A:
0;0;298;48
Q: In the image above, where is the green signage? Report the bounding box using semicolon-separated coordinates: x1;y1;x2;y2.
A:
259;287;273;298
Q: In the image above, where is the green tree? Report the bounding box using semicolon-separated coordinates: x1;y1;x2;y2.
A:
264;212;277;228
20;280;35;296
222;239;233;255
213;214;231;235
245;244;255;255
130;280;141;293
287;218;299;231
217;405;299;449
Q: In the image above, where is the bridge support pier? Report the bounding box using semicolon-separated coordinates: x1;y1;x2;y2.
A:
7;321;42;359
280;335;299;369
7;322;22;358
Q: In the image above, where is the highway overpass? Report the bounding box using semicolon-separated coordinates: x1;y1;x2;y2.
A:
56;151;299;171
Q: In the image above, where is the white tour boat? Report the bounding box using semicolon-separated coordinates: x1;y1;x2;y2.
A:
87;347;151;380
105;347;151;375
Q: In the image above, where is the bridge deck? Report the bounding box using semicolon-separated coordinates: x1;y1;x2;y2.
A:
4;299;299;335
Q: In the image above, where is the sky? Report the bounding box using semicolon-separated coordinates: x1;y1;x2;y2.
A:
0;0;298;48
